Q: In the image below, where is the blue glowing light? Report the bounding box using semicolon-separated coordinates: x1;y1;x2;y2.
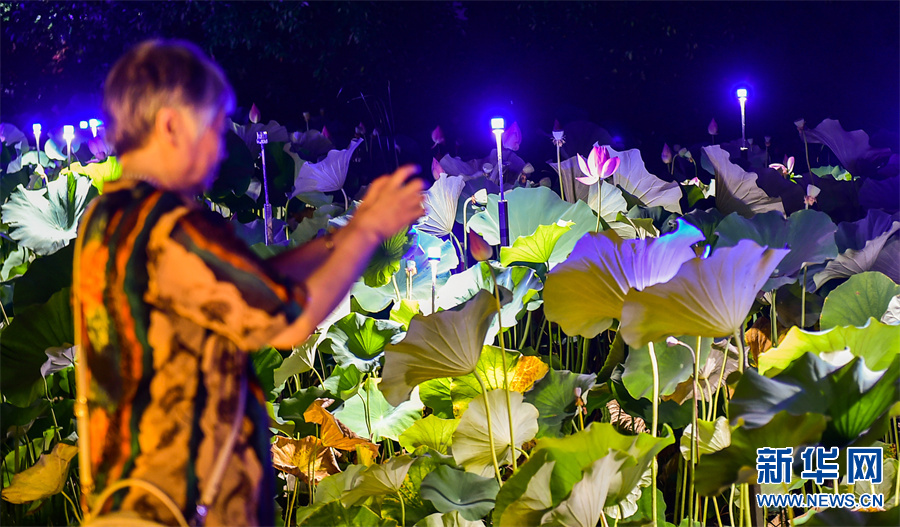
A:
736;88;748;99
89;118;102;127
32;123;42;134
79;121;89;129
490;117;505;131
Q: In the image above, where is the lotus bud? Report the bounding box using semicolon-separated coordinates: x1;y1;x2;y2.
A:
553;119;563;132
431;125;445;148
661;143;673;164
764;136;772;147
371;127;380;138
748;138;754;146
321;125;332;142
355;122;366;136
473;189;488;205
431;157;445;180
678;147;689;158
303;111;311;122
794;118;806;131
249;103;261;124
539;176;552;187
551;130;565;141
804;184;821;208
502;121;522;151
666;336;680;347
406;259;417;277
468;230;493;262
708;118;718;136
522;163;534;175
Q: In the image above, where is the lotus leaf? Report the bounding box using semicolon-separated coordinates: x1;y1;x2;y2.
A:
296;501;396;527
814;222;900;290
399;415;459;455
416;511;486;527
1;442;78;503
319;313;404;373
419;173;466;237
602;147;682;213
321;364;364;401
272;335;318;386
820;272;900;329
540;451;630;527
500;221;573;266
620;240;789;347
1;175;96;256
859;175;899;214
623;336;712;400
304;398;379;454
731;354;900;448
341;454;416;507
694;411;827;496
588;179;629;223
760;316;899;376
701;145;784;218
228;118;289;156
292;138;363;195
715;209;838;291
363;228;417;288
548;156;591;204
544;218;705;338
804;118;893;178
882;296;900;325
524;369;597;438
466;186;596;265
679;417;731;462
436;262;543;329
271;435;340;484
67;156;122;192
438;154;480;178
381;290;497;405
334;378;423;442
420;465;500;520
497;461;557;527
451;389;539;476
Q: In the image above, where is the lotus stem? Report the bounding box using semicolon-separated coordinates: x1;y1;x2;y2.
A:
398;490;406;526
711;342;730;419
769;289;778;350
475;372;504;485
595;182;603;233
648;340;660;527
713;495;724;527
392;274;402;303
341;187;349;211
557;145;565;202
729;484;736;527
490;266;517;471
579;335;589;374
802;130;812;179
450;232;465;273
691;337;702;526
801;266;808;328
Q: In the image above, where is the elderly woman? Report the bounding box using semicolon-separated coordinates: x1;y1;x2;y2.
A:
73;39;424;526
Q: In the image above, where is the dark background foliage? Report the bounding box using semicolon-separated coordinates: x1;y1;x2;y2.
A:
3;1;898;164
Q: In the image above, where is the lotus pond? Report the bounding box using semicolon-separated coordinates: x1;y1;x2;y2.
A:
0;112;898;527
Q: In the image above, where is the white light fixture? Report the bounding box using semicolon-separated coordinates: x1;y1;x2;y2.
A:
256;131;273;245
32;123;42;149
88;118;102;138
737;88;748;151
491;117;510;246
63;125;75;167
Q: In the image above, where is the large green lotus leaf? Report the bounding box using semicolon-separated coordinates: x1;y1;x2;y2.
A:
0;287;73;407
620;240;789;347
315;464;367;505
1;175;97;256
0;244;31;282
715;210;838;291
497;460;556;527
382;290;497;405
319;312;404;373
449;345;522;416
540;451;631;527
322;364;363;401
0;442;78;504
352;231;458;315
615;487;666;527
289;203;341;246
587;179;629;222
467;186;597;264
606;146;683;214
420;465;500;520
758;319;900;375
804;118;893;179
341;454;416;507
67;156;122;192
436;262;543;329
296;501;396;527
730;354;900;448
419;377;455;419
416;511;486;527
820;272;900;329
381;455;444;526
292;137;362;195
399;415;459;455
694;411;828;496
494;423;673;523
701;145;784;218
12;243;72;311
251;346;282;398
544;218;706;338
500;221;573;266
524;369;597;438
679;417;731;462
813;223;900;291
390;299;421;329
452;389;539;476
363;228;416;288
419;174;466;237
333;378;423;442
623;336;712;400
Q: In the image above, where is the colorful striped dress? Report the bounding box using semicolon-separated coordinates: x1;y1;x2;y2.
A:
73;180;306;526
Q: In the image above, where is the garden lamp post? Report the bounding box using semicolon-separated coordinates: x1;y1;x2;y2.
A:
256;131;273;245
63;125;75;169
737;88;748;152
89;119;102;138
427;246;441;313
491;117;510;246
32;124;41;150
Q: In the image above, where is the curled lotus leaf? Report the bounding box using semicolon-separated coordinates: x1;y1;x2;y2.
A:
544;218;705;338
292;138;363;195
804;118;893;178
606;146;683;214
702;145;784;218
419;173;466;237
620;239;789;347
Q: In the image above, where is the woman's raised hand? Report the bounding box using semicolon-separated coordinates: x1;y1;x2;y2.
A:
352;165;426;241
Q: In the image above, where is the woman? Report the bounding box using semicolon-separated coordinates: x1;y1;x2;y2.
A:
73;39;424;525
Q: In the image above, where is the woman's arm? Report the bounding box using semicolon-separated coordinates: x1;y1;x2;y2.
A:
268;165;424;348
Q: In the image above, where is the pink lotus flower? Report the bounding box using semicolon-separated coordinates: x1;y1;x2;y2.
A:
661;143;673;164
576;145;620;185
431;157;445;180
708;118;718;136
249;103;261;124
769;156;795;177
804;184;820;208
468;230;493;262
502;121;522;151
431;125;445;148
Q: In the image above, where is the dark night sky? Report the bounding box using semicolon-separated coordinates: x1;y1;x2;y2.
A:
3;1;898;166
